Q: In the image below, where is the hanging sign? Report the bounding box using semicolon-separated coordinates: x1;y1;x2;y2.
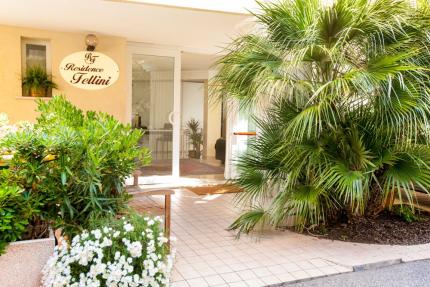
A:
59;51;119;90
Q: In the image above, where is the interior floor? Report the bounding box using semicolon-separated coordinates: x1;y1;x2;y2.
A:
140;157;224;177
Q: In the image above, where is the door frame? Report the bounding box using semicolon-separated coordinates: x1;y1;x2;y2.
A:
126;42;182;178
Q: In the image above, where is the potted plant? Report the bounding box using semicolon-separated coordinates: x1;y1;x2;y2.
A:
22;65;57;97
186;118;203;159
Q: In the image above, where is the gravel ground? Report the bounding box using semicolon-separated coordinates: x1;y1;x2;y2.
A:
274;259;430;287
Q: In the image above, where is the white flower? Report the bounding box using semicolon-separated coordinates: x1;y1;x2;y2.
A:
158;237;168;244
128;241;143;258
41;217;174;287
101;237;112;247
92;229;102;239
0;113;8;125
150;253;158;262
81;232;89;240
124;223;134;232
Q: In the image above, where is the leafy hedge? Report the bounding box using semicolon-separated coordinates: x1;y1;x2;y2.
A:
0;171;34;254
0;96;150;251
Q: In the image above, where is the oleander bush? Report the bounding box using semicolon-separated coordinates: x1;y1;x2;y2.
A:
0;113;29;165
1;96;151;242
214;0;430;233
0;172;35;254
42;213;173;287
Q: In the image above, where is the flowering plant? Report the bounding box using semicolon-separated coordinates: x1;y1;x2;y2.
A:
0;113;31;140
0;113;15;141
0;113;32;163
3;97;149;237
0;114;18;166
42;214;174;287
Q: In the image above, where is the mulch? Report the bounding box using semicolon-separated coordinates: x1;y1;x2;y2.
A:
308;212;430;245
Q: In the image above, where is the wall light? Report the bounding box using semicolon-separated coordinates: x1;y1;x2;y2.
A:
85;34;98;51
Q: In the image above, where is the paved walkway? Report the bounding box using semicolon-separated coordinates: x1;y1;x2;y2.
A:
278;259;430;287
131;189;430;287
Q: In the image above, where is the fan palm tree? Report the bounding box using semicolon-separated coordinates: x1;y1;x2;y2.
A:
214;0;430;234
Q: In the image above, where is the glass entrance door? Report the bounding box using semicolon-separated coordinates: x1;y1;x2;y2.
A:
225;103;256;179
132;54;175;177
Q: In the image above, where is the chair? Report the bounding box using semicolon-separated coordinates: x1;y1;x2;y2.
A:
155;123;173;160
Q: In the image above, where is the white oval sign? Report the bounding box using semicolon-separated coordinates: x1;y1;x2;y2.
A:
59;51;119;90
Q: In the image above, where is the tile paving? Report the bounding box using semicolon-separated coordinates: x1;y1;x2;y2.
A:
131;189;430;287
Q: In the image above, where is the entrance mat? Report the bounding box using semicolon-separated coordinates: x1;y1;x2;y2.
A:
185;184;242;195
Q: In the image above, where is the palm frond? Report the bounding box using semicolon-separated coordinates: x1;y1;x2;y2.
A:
216;0;430;234
228;208;269;236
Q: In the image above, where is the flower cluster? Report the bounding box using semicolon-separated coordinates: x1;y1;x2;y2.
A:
42;215;174;287
0;114;17;164
0;113;32;159
0;113;16;141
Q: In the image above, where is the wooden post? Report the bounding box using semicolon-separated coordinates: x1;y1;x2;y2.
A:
126;183;174;252
133;171;139;186
164;194;171;250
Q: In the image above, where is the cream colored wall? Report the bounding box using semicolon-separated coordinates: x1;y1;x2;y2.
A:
205;96;222;158
0;25;127;123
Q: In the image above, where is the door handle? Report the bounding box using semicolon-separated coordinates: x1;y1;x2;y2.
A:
168;111;174;125
233;132;257;136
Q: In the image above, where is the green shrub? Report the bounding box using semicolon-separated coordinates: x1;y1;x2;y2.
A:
393;205;420;223
0;173;35;254
3;96;151;238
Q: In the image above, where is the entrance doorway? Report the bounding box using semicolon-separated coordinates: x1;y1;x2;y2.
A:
128;44;181;184
129;47;225;183
180;81;225;178
132;54;174;176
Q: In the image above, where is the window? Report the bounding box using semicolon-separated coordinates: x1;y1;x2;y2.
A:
21;38;52;97
21;38;51;73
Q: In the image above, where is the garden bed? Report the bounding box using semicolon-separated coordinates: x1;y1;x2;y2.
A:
308;212;430;245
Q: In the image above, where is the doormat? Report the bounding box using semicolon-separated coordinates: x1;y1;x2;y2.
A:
185;184;242;195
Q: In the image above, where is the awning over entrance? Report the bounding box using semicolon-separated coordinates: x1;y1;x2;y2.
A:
0;0;253;55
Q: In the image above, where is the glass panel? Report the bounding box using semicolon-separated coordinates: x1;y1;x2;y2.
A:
225;105;256;179
26;44;47;70
237;107;256;153
132;54;174;176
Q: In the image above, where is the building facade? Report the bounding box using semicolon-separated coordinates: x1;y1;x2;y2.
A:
0;0;257;181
